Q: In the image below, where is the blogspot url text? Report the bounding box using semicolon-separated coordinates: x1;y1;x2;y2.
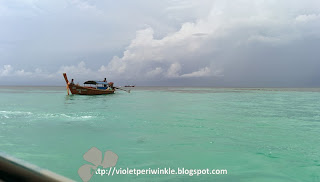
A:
95;167;228;176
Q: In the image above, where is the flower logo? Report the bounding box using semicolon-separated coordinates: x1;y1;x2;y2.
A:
78;147;118;182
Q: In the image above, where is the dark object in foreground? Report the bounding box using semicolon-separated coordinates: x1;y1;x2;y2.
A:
0;152;74;182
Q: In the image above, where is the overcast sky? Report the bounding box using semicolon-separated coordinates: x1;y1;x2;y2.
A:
0;0;320;86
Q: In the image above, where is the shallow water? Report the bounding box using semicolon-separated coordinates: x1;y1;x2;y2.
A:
0;86;320;181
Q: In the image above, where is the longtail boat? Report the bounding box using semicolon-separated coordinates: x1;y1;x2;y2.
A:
63;73;115;95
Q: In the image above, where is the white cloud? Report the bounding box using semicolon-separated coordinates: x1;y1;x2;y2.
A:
71;0;95;10
100;19;224;80
0;65;13;76
14;69;32;76
295;14;320;22
97;0;308;81
166;63;181;78
69;0;104;16
180;67;211;78
146;67;163;77
0;62;98;80
58;61;93;77
0;64;38;77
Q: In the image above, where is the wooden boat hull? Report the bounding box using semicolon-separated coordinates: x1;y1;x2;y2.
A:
69;84;115;95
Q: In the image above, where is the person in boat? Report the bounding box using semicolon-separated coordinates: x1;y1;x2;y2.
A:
70;79;74;84
108;82;114;90
103;78;107;87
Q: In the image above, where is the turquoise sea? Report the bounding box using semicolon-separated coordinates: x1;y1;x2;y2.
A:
1;86;320;182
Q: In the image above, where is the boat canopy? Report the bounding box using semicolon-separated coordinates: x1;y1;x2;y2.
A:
83;80;108;85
